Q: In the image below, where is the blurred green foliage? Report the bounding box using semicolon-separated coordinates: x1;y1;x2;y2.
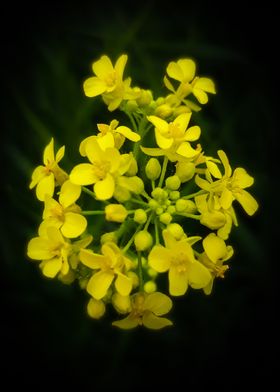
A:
1;1;277;388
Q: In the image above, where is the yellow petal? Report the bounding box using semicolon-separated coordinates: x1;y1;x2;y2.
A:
55;145;65;163
41;257;62;278
61;212;87;238
43;196;60;219
83;76;107;97
203;279;214;295
79;249;104;269
117;126;140;142
176;142;198;158
193;88;208;104
144;292;173;315
155;129;173;149
232;167;254;189
107;97;123;111
39;218;62;237
43;138;54;165
162;229;177;249
203;233;227;262
115;273;133;296
184;125;201;141
220;188;234;210
85;138;104;163
29;166;45;189
94;174;115;200
217;150;232;177
87;270;114;299
27;237;53;260
166;61;184;81
188;261;211;289
169;267;188;296
206;160;222;179
36;173;55;201
79;136;96;157
96;133;115;151
140;147;165;157
194;77;216;93
163;75;175;92
195;174;211;191
173;112;192;132
148;246;171;272
115;54;128;80
112;315;139;329
178;59;196;82
234;190;258;216
107;148;121;173
59;180;81;208
147;115;169;133
70;163;98;185
92;55;114;78
143;313;173;329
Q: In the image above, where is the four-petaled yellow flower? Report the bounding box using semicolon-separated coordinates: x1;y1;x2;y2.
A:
27;226;71;278
112;292;173;330
142;113;200;161
40;180;87;238
83;54;133;111
79;242;133;300
195;150;259;216
70;138;131;200
148;230;211;296
165;58;216;104
199;233;234;294
29;138;67;201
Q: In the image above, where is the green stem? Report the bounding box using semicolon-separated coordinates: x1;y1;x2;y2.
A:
127;112;138;133
81;210;104;215
154;218;160;244
151;180;155;190
158;156;168;188
144;212;153;231
130;198;148;208
175;212;201;220
82;186;96;199
182;190;207;200
141;190;152;200
137;251;144;291
122;224;143;253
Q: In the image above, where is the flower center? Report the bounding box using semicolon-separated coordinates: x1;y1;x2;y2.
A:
93;161;111;179
105;71;117;87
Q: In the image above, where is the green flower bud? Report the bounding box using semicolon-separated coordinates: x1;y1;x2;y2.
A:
113;186;131;203
176;199;197;213
169;190;180;200
148;199;159;210
125;154;138;176
100;232;118;244
167;205;176;214
165;175;181;190
147;267;158;278
175;161;195;182
134;230;153;251
145;158;161;180
160;212;172;225
166;223;184;240
126;100;138;112
156;207;164;215
134;209;147;224
144;281;157;294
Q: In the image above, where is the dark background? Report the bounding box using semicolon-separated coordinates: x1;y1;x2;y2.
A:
1;1;277;389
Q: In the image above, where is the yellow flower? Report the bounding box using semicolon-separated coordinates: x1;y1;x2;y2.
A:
195;150;259;216
29;138;67;201
40;181;87;238
70;138;130;200
79;242;133;300
142;113;200;161
87;298;106;319
112;292;173;330
165;58;216;104
199;233;234;294
27;226;71;278
148;230;211;296
83;54;132;111
79;119;140;153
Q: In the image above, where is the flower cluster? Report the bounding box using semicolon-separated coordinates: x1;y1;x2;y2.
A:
27;54;258;329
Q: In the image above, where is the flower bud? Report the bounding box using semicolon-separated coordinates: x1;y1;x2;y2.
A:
100;232;117;244
159;212;172;225
165;175;181;190
169;190;180;201
166;223;184;240
87;298;106;319
176;161;195;182
105;204;128;223
144;281;157;293
112;293;131;314
145;158;161;180
134;230;153;251
134;209;147;224
175;199;196;213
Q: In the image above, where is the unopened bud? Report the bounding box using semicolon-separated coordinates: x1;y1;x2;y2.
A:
145;158;161;180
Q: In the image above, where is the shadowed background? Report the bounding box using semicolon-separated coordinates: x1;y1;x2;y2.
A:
1;1;277;389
